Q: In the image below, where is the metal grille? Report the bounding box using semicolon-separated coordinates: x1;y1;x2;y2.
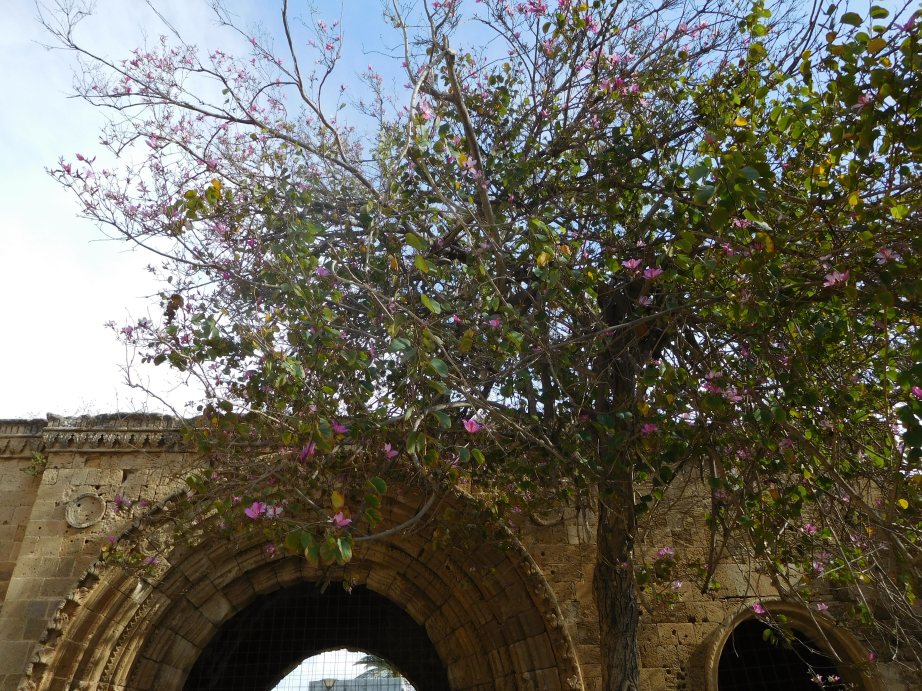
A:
718;619;848;690
273;649;415;690
184;583;447;691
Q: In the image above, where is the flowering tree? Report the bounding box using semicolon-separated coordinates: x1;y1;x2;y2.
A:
46;0;921;687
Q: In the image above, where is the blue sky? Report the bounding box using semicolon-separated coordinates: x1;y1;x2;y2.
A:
0;0;403;418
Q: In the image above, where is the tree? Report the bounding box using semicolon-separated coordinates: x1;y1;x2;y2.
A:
45;0;921;687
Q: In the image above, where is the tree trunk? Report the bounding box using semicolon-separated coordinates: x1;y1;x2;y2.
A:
594;477;640;690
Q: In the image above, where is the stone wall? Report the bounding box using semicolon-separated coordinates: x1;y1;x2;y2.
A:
0;416;914;690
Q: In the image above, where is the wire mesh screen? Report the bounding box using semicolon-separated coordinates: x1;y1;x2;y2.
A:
717;619;848;690
272;649;415;690
184;582;448;691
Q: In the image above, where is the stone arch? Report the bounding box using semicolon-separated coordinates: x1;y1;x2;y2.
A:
700;600;881;691
24;486;583;691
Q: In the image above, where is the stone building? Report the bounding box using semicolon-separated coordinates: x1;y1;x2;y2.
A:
0;415;916;690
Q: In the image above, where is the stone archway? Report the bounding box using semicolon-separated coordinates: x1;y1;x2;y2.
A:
184;582;450;690
24;487;583;691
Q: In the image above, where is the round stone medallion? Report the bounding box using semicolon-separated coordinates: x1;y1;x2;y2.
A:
65;493;106;528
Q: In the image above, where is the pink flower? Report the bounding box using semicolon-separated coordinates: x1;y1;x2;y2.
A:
875;247;901;264
899;14;916;32
638;295;652;307
641;423;658;435
417;100;434;121
487;318;501;328
621;258;642;271
751;602;766;616
113;494;131;510
643;267;663;280
852;93;873;111
384;443;399;458
867;651;876;662
463;418;482;433
331;421;348;435
803;523;818;535
656;546;674;559
816;602;828;611
299;442;316;460
911;386;922;399
315;265;331;277
823;270;849;287
244;501;266;519
331;511;352;528
265;504;283;518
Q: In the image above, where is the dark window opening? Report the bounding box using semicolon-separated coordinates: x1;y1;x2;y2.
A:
718;619;848;690
184;584;449;691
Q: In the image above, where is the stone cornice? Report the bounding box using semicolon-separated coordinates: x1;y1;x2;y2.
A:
0;414;187;457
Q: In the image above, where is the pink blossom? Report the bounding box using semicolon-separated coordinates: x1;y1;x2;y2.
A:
417;100;434;121
331;511;352;528
299;441;316;460
911;386;922;399
315;265;331;277
113;494;131;510
899;14;916;32
143;556;159;566
823;270;849;287
803;523;818;535
384;443;399;458
816;602;828;611
488;318;501;328
641;423;658;435
723;387;744;403
638;295;652;307
331;421;349;435
656;546;674;559
244;501;266;519
622;258;642;271
875;247;901;264
867;652;876;662
643;267;663;280
852;93;873;111
463;418;482;433
265;504;283;518
751;602;766;616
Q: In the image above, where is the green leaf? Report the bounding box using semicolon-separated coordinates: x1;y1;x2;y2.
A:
390;337;411;352
890;205;909;220
432;410;452;429
421;294;442;314
406;232;427;252
337;535;353;564
694;185;715;204
841;12;862;26
740;166;762;180
413;254;431;273
459;328;475;353
367;476;387;493
430;357;449;377
869;6;889;19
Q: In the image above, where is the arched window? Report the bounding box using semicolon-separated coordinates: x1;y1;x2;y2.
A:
718;618;847;690
704;603;879;691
